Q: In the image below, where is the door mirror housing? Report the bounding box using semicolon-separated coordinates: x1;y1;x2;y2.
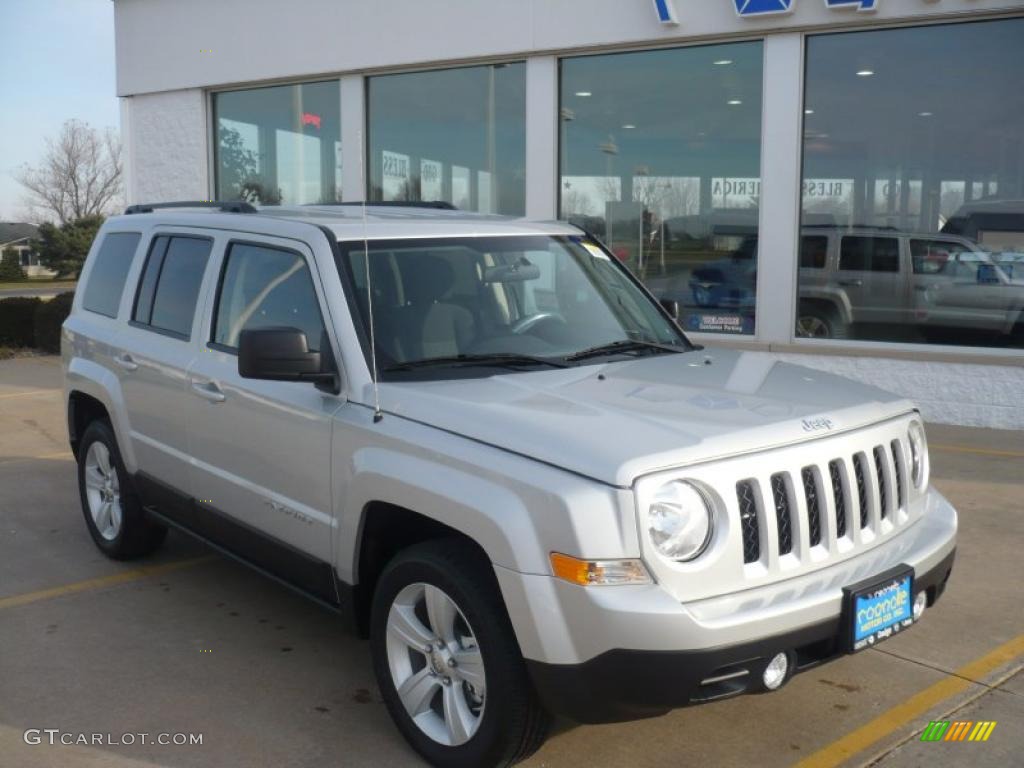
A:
238;327;336;386
659;298;680;320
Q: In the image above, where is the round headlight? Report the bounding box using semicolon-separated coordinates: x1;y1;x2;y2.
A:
908;421;928;489
647;481;713;561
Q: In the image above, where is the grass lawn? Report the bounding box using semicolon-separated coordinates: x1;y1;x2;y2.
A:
0;279;77;290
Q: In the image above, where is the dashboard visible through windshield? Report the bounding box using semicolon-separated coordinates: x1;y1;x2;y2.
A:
336;235;691;379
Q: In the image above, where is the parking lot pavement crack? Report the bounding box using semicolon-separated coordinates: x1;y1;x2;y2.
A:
870;647;1024;695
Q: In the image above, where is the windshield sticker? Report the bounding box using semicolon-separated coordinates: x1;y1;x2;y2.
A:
582;242;610;260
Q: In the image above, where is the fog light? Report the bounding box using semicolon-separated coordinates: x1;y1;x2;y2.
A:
763;652;789;691
913;591;927;621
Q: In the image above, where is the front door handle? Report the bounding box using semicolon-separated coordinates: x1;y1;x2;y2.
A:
113;353;138;371
837;279;863;287
190;380;226;404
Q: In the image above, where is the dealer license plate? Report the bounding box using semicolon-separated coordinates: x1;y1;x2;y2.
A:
844;567;914;652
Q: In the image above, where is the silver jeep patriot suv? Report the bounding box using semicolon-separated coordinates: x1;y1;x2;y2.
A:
63;201;957;768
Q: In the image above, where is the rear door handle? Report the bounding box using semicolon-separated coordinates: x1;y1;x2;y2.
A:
190;380;226;404
837;279;863;287
113;353;138;371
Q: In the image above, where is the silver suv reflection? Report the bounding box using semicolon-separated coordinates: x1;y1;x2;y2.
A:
62;202;957;768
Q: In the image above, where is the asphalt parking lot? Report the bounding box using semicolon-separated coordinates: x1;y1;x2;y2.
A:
1;355;1021;768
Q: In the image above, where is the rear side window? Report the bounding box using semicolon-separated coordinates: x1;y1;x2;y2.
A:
799;235;828;269
82;232;141;317
212;242;325;352
133;235;212;338
839;236;899;273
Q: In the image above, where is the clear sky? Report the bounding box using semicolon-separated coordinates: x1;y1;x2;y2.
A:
0;0;119;221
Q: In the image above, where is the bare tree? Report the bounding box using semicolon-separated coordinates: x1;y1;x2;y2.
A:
16;119;123;224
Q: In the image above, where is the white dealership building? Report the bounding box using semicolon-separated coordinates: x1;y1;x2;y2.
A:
113;0;1024;427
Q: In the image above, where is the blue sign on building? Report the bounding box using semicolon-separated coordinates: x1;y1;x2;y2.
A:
652;0;680;25
733;0;794;16
732;0;879;17
823;0;878;9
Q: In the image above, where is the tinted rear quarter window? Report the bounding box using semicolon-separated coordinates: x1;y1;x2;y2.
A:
799;235;828;269
839;236;899;273
82;232;141;317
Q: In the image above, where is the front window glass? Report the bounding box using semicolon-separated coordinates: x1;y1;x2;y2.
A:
339;236;688;378
214;81;341;205
367;64;526;214
213;243;325;352
559;41;763;337
798;19;1024;348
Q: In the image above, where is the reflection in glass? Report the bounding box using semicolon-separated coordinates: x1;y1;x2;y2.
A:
214;81;341;205
368;64;526;215
560;42;764;335
798;19;1024;349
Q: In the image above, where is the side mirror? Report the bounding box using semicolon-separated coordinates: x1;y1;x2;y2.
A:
238;327;335;385
659;298;680;319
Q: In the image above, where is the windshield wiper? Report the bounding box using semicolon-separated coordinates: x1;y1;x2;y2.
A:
564;339;684;362
384;353;569;372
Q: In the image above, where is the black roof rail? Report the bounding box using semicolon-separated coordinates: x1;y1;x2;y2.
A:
802;223;899;231
124;201;258;215
312;200;457;210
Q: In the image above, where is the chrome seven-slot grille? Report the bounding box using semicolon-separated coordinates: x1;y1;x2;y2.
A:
736;435;909;566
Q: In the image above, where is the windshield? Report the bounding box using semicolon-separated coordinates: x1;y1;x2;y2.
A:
337;235;690;378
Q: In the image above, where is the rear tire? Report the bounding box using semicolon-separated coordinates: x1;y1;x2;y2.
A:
370;539;550;768
77;419;167;560
796;305;847;340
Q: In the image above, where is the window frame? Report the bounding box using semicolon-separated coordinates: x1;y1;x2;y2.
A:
210;78;342;206
128;233;215;342
207;238;328;357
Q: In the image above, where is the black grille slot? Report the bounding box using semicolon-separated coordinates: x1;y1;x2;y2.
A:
828;460;847;538
853;454;869;529
770;473;793;555
873;446;889;519
890;440;904;510
801;467;822;547
736;481;760;564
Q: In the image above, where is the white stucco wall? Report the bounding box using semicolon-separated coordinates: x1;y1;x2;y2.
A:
126;89;208;203
778;354;1024;430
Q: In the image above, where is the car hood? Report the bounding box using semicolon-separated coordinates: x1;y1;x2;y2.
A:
372;349;913;487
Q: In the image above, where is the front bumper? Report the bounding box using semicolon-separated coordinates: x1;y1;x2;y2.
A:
494;487;957;723
526;548;954;723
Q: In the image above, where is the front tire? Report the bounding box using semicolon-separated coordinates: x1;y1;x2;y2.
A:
370;539;550;768
77;419;167;560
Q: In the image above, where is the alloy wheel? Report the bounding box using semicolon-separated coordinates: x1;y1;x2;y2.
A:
83;441;122;541
385;582;487;746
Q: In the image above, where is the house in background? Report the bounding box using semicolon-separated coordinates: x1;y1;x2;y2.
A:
0;223;55;278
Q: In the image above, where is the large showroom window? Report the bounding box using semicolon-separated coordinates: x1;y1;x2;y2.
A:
367;63;526;215
798;19;1024;349
213;81;341;205
560;42;763;335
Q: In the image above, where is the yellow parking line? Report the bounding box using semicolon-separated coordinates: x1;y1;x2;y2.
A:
0;389;58;400
0;451;73;467
0;557;213;611
931;443;1024;459
793;633;1024;768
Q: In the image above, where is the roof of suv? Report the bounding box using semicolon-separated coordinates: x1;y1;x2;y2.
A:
113;203;582;241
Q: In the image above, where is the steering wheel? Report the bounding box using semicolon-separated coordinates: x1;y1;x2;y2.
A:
510;312;564;335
